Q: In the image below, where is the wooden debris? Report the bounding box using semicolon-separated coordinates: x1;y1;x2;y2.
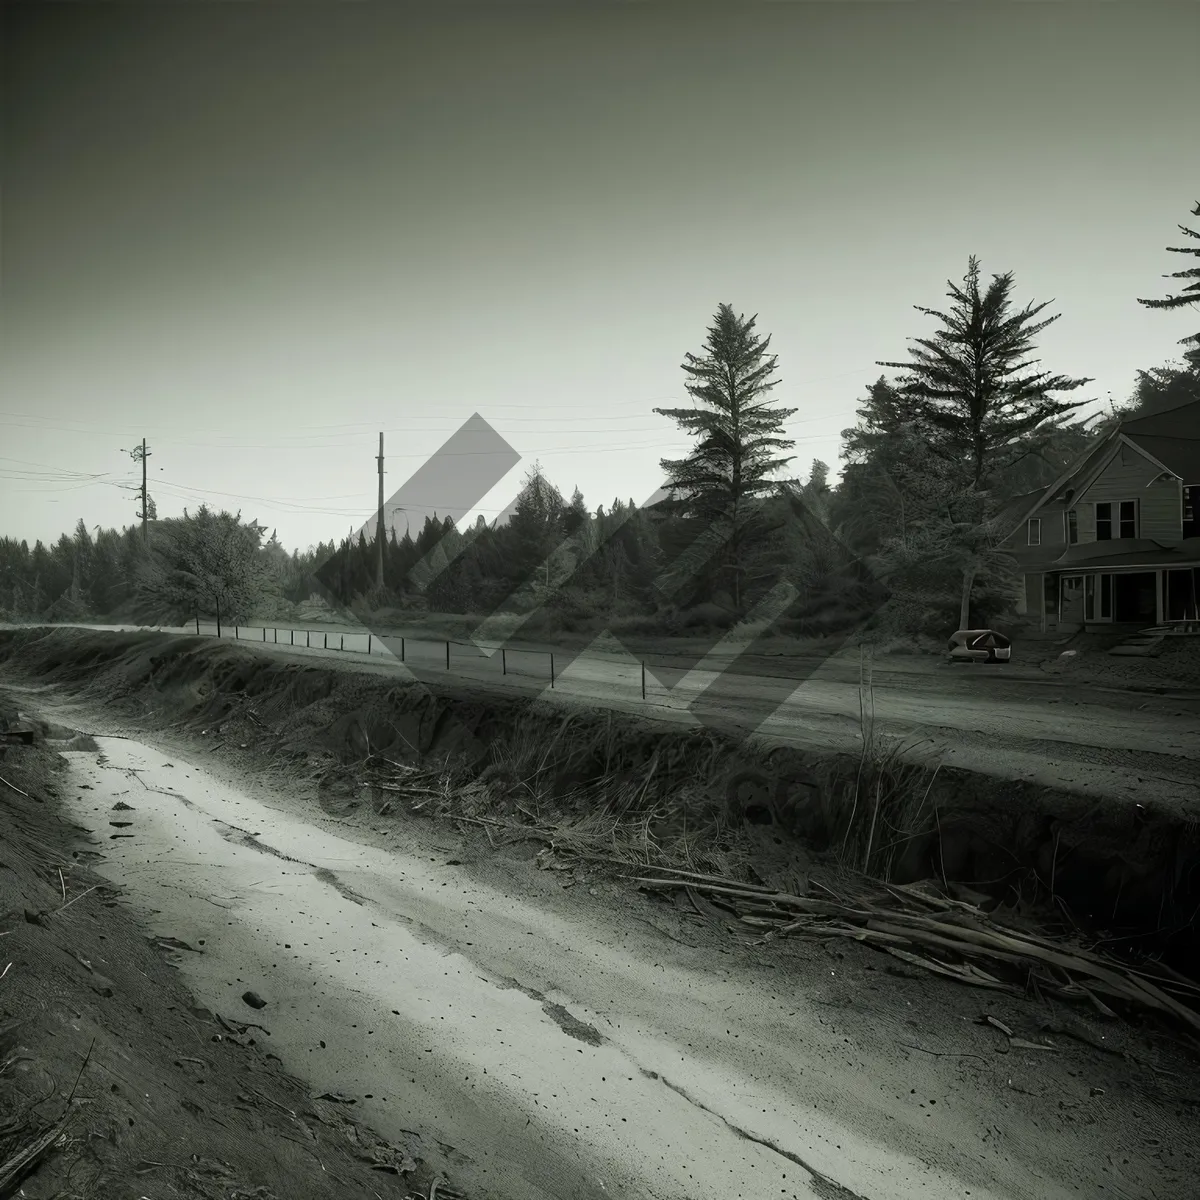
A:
628;869;1200;1040
0;1117;70;1193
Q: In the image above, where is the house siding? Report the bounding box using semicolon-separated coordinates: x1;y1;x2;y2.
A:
1074;442;1183;545
1002;502;1067;571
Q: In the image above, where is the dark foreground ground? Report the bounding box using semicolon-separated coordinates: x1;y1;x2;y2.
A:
2;627;1200;1198
0;699;459;1200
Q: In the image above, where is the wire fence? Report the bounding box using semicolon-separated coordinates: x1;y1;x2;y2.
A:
192;616;653;699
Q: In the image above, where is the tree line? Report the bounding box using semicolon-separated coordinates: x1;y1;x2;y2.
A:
3;200;1198;641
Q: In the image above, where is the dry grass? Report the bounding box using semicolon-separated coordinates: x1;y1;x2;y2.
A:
357;652;945;894
829;646;943;881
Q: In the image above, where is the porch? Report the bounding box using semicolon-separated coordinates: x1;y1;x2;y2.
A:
1022;566;1200;631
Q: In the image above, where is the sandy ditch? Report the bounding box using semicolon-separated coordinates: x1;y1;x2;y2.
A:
4;626;1200;1197
54;731;1019;1200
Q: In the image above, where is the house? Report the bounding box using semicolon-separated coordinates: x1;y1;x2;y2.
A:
999;397;1200;631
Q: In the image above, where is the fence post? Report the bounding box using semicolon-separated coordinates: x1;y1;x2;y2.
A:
324;632;328;650
445;640;450;670
368;633;372;655
641;660;646;700
290;629;294;646
502;648;506;676
307;630;311;649
235;625;239;639
341;635;344;652
262;627;266;642
550;652;555;689
196;615;200;635
401;636;405;663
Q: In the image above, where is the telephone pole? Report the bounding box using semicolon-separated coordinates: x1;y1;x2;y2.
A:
376;432;385;590
140;438;149;542
126;439;152;543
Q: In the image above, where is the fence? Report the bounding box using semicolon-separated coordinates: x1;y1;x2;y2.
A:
193;615;651;699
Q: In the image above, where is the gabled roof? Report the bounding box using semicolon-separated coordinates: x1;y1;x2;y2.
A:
1122;434;1200;483
1002;432;1120;538
1117;398;1200;482
995;486;1050;532
1001;399;1200;536
1120;396;1200;439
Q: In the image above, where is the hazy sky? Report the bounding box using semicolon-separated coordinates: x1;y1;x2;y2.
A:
3;3;1199;554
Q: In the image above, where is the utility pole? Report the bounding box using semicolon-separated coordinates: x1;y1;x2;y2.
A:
376;431;385;590
126;439;152;543
141;438;148;542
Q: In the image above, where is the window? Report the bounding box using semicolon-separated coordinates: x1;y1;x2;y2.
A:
1185;485;1199;538
1096;500;1137;540
1027;518;1041;546
1120;500;1137;538
1082;575;1113;622
1066;509;1078;544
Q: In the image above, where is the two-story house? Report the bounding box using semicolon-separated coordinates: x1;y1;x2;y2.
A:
999;397;1200;632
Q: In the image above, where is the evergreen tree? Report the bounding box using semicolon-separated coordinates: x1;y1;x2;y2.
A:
654;304;797;609
562;486;589;538
878;258;1093;489
1138;200;1200;370
877;258;1093;628
1124;361;1200;418
502;462;566;596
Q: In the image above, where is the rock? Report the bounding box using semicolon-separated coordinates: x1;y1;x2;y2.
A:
241;990;267;1010
90;974;115;998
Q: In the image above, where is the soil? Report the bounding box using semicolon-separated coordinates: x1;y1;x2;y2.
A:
12;622;1198;821
2;627;1200;1198
0;701;453;1200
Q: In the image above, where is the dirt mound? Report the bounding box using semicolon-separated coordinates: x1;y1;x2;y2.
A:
3;624;1199;982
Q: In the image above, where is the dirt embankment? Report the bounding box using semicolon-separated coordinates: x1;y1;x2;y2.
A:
2;624;1199;986
0;698;458;1200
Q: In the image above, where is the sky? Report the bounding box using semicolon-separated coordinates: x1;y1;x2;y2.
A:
3;2;1199;556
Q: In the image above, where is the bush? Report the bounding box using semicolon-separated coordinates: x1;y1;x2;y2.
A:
608;613;666;637
681;602;736;631
518;607;564;636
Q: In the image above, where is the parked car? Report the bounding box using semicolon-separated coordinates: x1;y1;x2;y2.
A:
947;628;1012;663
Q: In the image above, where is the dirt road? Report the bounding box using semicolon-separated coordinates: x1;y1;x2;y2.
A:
39;702;1195;1200
26;622;1199;815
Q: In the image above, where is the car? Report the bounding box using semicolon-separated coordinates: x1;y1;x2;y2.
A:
947;628;1012;663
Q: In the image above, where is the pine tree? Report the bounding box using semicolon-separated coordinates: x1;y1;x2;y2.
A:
878;258;1092;628
878;258;1093;489
1138;200;1200;370
1126;362;1200;416
654;304;796;609
562;486;589;538
503;462;566;595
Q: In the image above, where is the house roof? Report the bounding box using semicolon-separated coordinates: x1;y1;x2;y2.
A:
1002;399;1200;535
1121;433;1200;483
1049;537;1200;569
1001;433;1119;537
1120;396;1200;439
1116;398;1200;482
995;487;1049;531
